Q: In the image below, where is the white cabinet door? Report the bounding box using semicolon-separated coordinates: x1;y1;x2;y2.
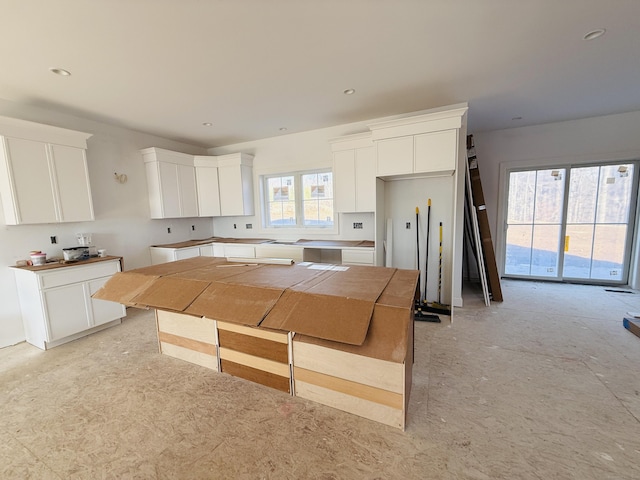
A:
333;150;356;213
195;165;221;216
50;144;95;222
3;137;58;224
355;146;375;212
414;129;457;175
158;162;181;218
43;283;90;341
88;277;126;327
199;244;214;256
178;164;199;217
218;164;254;216
376;136;413;177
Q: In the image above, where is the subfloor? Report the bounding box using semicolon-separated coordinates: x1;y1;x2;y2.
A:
1;279;640;479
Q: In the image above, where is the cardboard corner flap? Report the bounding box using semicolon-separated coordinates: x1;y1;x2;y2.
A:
185;283;284;327
131;276;211;311
261;290;375;346
91;272;160;306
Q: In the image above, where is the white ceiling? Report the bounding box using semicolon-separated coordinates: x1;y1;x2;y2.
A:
1;0;639;148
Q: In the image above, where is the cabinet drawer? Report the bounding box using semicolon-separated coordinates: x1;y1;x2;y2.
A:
342;249;374;265
39;261;121;289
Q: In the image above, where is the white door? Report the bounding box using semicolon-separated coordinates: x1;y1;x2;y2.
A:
504;162;638;284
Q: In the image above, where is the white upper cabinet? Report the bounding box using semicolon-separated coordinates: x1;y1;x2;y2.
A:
217;153;254;216
330;133;375;213
369;105;467;179
0;117;94;225
194;156;221;217
142;147;199;219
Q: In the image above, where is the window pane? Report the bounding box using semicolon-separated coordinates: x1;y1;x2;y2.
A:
504;224;533;275
563;224;594;279
591;224;627;281
567;167;598;224
301;171;333;227
266;175;296;226
596;164;634;224
534;169;565;224
530;224;561;277
507;171;536;224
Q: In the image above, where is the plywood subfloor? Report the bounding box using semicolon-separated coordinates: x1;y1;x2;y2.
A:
1;280;640;479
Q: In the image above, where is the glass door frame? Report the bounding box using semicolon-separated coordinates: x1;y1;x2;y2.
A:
497;159;639;285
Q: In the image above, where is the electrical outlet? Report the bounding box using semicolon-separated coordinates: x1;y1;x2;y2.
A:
50;236;57;244
406;222;411;229
246;223;253;229
353;222;363;229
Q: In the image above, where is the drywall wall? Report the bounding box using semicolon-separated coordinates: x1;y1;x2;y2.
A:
0;99;211;348
473;110;640;289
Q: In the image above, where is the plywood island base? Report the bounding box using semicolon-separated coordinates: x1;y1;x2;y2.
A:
93;257;417;430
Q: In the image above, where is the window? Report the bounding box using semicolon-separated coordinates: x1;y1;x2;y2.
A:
263;170;334;228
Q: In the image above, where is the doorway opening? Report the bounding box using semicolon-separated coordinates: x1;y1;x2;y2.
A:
503;161;639;284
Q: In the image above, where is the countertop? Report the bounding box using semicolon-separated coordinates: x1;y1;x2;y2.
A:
10;255;124;272
151;237;374;249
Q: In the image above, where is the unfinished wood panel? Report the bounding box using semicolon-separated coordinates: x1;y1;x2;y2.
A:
216;320;288;344
294;367;403;409
217;329;288;363
293;341;404;393
295;381;404;429
221;360;290;393
157;310;216;344
160;342;218;371
158;331;216;356
219;347;290;378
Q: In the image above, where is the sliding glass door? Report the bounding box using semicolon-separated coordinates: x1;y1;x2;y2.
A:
504;162;638;284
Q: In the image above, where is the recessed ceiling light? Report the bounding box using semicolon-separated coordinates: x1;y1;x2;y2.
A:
583;29;606;40
49;67;71;76
202;122;213;127
343;89;355;95
279;127;288;132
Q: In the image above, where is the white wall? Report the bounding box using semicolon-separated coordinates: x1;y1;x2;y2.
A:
473;110;640;289
0;100;212;348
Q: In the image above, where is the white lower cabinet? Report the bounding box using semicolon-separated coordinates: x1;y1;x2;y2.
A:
13;259;126;350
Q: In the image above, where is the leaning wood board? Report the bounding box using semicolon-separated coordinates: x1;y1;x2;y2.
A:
217;320;292;393
156;310;218;371
467;134;503;301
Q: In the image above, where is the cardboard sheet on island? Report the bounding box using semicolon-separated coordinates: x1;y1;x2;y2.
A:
91;256;226;307
292;269;418;362
260;265;397;345
93;257;398;346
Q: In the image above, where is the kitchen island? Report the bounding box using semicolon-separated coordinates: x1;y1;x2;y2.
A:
94;256;416;429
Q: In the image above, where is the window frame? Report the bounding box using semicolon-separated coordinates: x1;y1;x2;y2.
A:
262;168;335;230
